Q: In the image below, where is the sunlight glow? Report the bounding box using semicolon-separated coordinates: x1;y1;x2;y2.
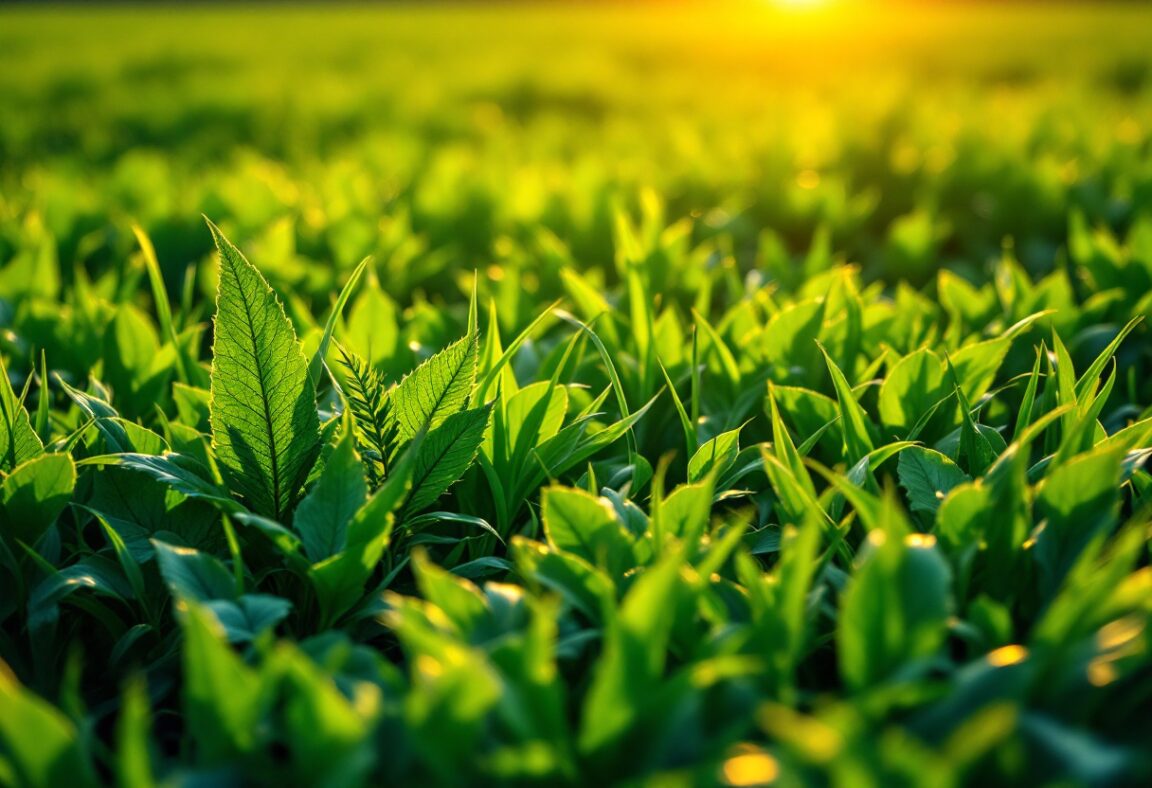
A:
771;0;832;9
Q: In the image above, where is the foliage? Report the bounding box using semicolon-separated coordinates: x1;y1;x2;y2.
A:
2;3;1152;786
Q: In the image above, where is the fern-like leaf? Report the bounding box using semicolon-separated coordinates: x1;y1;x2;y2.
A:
337;344;398;486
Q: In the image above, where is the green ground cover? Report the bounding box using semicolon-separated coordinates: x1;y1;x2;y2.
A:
1;3;1152;785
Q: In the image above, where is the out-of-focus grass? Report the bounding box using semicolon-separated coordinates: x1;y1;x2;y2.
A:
1;2;1150;306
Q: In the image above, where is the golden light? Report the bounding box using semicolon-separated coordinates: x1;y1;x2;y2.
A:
771;0;833;9
986;645;1029;668
722;750;780;786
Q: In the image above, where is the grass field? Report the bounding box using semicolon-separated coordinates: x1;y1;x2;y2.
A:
2;2;1152;785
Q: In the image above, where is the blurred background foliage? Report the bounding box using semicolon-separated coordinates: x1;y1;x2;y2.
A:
2;1;1151;311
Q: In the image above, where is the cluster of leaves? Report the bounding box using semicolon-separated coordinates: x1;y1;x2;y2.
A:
1;211;1150;785
2;4;1152;786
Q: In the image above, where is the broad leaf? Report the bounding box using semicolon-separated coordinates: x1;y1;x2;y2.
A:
207;221;321;520
153;539;236;602
542;486;636;577
688;428;740;484
0;356;43;473
204;594;292;644
181;605;264;763
0;453;76;546
838;531;952;691
1034;446;1123;598
898;446;969;515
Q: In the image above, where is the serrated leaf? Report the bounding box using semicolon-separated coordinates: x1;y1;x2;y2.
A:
207;221;321;520
405;404;492;514
392;333;478;442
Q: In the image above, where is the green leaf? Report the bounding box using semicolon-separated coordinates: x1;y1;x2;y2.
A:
766;382;817;500
0;663;98;788
878;348;945;435
898;446;969;515
1073;316;1140;402
153;540;237;602
345;270;403;371
838;530;952;691
181;604;264;763
309;440;416;625
490;380;568;476
658;356;695;461
654;480;714;551
133;224;190;386
0;355;43;474
1034;445;1123;598
512;536;613;623
204;594;292;644
116;677;154;788
392;333;478;442
101;304;168;417
818;342;875;464
541;486;636;577
404;404;492;515
80;452;239;514
57;376;167;455
294;424;368;562
274;646;376;786
950;336;1011;404
309;255;369;389
27;556;131;631
935;482;992;555
579;555;685;755
0;453;76;546
337;344;398;484
207;220;321;520
688;428;740;484
412;550;489;638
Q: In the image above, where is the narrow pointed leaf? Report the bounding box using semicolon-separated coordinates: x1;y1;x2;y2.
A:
392;333;478;442
405;404;492;514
